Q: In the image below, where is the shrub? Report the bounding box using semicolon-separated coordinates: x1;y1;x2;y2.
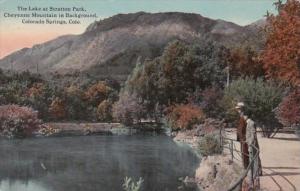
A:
276;88;300;128
197;133;222;156
123;177;143;191
222;77;284;137
0;105;41;138
166;104;205;130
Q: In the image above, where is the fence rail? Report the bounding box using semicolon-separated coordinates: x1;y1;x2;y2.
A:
220;129;260;191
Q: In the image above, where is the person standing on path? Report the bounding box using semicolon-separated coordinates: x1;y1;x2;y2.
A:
236;102;262;191
236;102;249;169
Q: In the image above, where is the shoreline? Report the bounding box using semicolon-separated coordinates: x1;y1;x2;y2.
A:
35;122;164;137
173;129;244;191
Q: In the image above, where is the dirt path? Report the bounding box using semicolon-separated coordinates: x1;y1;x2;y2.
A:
258;132;300;191
225;130;300;191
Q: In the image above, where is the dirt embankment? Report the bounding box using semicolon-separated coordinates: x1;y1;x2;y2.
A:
173;123;244;191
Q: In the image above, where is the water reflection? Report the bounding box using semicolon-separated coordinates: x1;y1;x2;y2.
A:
0;135;199;191
0;180;50;191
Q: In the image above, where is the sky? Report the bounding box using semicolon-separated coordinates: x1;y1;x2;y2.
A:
0;0;279;58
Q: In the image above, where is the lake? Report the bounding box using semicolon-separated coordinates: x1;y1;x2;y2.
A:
0;135;200;191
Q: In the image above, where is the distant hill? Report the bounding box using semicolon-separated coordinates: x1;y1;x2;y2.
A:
0;12;265;81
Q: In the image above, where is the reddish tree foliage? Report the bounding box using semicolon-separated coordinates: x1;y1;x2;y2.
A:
26;83;44;97
49;97;66;120
229;47;265;78
97;100;113;122
276;88;300;127
261;0;300;85
65;84;82;96
166;104;205;130
84;82;112;104
0;104;41;137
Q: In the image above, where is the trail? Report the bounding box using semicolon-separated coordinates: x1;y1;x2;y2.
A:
258;132;300;191
225;130;300;191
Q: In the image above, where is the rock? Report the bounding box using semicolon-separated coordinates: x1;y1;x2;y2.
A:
195;155;244;191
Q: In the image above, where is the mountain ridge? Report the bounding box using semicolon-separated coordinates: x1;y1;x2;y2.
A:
0;12;264;81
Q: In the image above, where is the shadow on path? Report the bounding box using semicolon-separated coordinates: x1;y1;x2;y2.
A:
262;167;297;191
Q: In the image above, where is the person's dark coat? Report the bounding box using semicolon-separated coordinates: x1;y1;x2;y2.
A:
237;116;247;142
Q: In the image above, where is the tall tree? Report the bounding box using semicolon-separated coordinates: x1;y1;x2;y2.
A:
262;0;300;86
229;47;265;79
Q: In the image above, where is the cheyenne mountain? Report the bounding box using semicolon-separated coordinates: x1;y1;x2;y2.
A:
0;12;264;81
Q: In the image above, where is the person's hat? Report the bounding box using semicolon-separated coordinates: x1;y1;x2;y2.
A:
235;102;245;109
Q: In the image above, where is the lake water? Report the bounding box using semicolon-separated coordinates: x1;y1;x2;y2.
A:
0;135;200;191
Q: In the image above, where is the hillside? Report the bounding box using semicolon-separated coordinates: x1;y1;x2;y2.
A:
0;12;264;81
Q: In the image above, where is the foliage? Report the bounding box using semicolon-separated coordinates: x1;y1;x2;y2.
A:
0;71;119;122
84;81;112;105
276;88;300;127
222;77;284;137
191;86;224;118
97;100;113;122
112;92;145;125
262;0;300;86
229;47;265;79
63;84;86;120
122;177;143;191
125;40;229;116
166;104;205;130
197;133;222;156
0;105;41;138
49;97;66;120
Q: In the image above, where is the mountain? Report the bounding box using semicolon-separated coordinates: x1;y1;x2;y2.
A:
0;12;264;81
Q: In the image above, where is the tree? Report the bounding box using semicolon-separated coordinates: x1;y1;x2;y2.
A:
49;97;66;120
229;47;265;79
166;104;205;130
276;88;300;127
262;0;300;86
64;84;86;120
112;92;145;126
222;77;284;137
97;100;113;122
190;86;224;118
84;81;112;106
125;40;229;116
25;83;54;120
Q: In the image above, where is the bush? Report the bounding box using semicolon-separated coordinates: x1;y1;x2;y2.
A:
222;77;284;137
197;133;222;156
166;104;205;130
0;105;41;138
